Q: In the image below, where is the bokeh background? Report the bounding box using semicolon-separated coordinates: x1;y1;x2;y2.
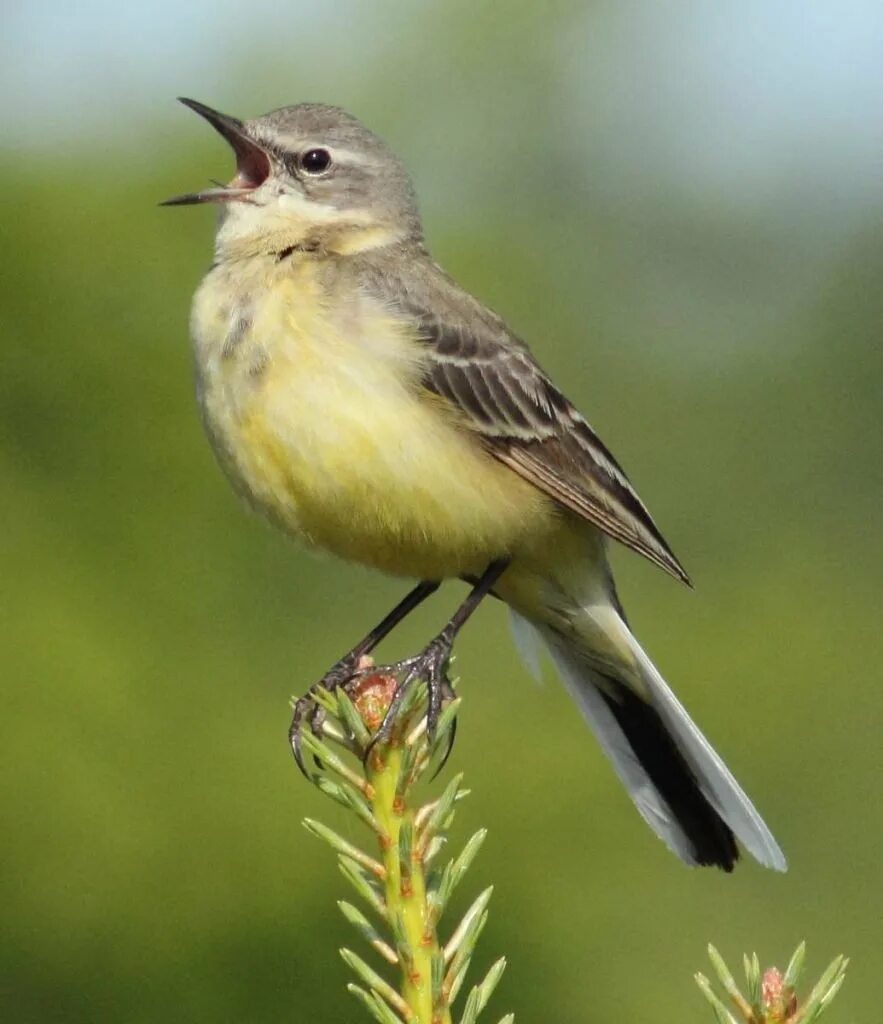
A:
3;2;882;1021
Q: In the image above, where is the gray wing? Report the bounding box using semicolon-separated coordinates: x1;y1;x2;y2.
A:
403;299;690;585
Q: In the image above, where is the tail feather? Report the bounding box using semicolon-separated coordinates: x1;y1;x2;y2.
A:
622;628;787;871
596;680;738;869
529;615;786;872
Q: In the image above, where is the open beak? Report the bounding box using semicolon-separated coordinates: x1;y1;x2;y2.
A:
161;98;272;206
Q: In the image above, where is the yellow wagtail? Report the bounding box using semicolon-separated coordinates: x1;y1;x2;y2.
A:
164;98;785;872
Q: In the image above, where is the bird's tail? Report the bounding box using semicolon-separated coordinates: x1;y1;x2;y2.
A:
509;601;786;871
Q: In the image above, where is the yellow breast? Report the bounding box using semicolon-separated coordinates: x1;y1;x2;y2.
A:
190;257;556;579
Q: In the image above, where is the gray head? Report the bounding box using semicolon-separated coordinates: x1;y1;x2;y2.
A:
164;98;423;253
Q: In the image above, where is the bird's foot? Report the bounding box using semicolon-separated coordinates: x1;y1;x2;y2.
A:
289;632;457;776
365;628;457;757
289;651;365;776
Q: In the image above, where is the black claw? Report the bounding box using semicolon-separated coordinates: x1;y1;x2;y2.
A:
426;655;456;777
430;714;458;780
288;653;358;777
307;703;328;770
425;663;446;739
289;692;317;779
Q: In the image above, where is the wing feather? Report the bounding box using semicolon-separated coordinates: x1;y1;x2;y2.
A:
367;265;690;584
420;322;687;580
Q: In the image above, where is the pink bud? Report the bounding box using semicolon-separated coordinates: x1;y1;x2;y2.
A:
352;667;398;730
762;967;797;1021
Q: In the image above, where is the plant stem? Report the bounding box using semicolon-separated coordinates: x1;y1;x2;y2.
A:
370;738;449;1024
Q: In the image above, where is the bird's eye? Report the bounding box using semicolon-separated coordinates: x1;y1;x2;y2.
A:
299;148;332;175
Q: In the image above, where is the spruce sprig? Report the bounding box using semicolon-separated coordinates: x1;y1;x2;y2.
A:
296;664;510;1024
696;942;848;1024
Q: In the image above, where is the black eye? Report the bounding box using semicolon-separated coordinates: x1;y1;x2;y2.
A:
300;148;332;174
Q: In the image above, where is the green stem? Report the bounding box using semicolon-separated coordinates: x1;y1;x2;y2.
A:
370;740;451;1024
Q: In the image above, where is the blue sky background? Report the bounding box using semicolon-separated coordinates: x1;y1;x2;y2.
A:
7;1;881;203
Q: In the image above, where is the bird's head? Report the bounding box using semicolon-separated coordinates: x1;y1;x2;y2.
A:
163;98;422;258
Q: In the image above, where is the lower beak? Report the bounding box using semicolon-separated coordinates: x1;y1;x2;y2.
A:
159;186;255;207
161;97;271;207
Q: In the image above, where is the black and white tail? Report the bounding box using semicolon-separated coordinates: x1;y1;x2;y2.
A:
512;607;786;871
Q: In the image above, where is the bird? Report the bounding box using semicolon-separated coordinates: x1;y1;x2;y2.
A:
164;97;786;872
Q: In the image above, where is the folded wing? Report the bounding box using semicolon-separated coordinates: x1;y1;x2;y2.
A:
404;299;690;584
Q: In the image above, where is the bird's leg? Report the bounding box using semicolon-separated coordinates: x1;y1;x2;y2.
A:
367;558;510;755
321;580;442;689
290;580;439;774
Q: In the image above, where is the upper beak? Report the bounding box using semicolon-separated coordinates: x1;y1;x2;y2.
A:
161;97;272;207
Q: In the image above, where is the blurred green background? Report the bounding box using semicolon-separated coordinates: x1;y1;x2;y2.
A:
3;2;881;1021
